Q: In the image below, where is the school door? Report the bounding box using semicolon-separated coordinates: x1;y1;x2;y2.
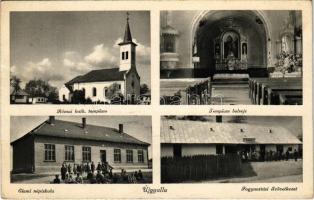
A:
173;144;182;157
100;150;107;162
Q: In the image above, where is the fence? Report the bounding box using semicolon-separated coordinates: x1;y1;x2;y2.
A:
161;154;242;183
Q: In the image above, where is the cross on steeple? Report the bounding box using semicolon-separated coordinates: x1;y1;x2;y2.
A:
126;12;130;22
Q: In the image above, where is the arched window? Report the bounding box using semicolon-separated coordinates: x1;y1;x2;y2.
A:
92;87;97;97
103;87;108;97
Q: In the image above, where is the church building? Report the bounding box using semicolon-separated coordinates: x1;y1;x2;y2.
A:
59;14;140;104
160;10;303;105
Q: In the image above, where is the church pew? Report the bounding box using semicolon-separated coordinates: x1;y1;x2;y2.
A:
258;78;301;105
263;84;302;105
279;96;303;105
277;91;303;105
249;78;270;103
250;78;301;104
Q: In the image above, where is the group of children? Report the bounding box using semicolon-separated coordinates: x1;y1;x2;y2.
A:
52;161;144;184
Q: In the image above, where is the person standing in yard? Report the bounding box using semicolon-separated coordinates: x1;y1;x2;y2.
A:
53;175;61;184
285;150;290;161
73;164;77;175
67;163;72;174
91;161;95;174
61;164;67;181
294;149;298;161
75;173;83;184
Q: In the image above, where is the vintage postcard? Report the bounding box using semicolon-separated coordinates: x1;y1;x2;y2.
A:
1;0;313;199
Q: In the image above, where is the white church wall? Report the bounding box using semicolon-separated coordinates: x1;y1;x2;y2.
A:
73;80;125;103
163;10;298;69
120;44;136;71
59;85;70;102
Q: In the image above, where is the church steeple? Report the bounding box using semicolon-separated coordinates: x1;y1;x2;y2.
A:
123;13;132;43
119;12;137;71
119;12;137;46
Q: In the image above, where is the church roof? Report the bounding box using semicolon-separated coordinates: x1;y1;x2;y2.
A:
118;15;137;46
66;68;126;84
12;118;149;146
161;119;301;145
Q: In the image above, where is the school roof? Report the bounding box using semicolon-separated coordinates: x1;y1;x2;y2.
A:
161;119;301;145
65;68;126;85
12;119;149;146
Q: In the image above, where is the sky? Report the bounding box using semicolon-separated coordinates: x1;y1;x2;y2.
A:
10;116;152;159
10;11;151;89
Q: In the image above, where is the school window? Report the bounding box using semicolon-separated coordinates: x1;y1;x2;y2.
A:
216;145;223;154
125;51;128;60
114;149;121;163
82;146;91;162
122;52;125;60
65;145;74;161
92;87;97;97
138;150;144;163
117;84;121;90
126;149;133;163
44;144;56;161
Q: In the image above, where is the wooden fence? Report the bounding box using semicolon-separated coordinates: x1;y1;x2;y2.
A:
161;154;242;183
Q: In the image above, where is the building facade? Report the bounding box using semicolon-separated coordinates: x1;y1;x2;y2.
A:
160;117;302;159
59;15;141;104
160;10;302;79
11;117;149;174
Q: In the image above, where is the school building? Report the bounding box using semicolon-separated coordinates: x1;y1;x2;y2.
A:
11;116;149;174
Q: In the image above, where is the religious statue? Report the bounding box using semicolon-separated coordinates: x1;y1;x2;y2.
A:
224;35;238;58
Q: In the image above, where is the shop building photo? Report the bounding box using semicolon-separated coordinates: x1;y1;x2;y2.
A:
10;11;151;105
11;116;152;184
160;10;302;105
160;116;302;183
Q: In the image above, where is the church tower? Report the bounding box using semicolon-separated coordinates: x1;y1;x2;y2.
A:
119;13;137;71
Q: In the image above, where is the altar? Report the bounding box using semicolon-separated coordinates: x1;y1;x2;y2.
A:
213;30;248;73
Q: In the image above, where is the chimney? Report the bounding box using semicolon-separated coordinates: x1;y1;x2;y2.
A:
216;116;222;123
82;117;86;129
49;116;55;125
119;124;123;133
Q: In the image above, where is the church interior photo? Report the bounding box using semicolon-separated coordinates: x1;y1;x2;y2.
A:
160;10;303;105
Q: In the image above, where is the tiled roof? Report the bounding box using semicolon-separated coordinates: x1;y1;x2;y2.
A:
66;68;126;84
10;89;29;96
13;119;149;146
161;119;301;144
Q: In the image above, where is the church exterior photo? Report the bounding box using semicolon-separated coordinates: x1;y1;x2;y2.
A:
59;14;142;104
160;10;303;105
11;116;150;174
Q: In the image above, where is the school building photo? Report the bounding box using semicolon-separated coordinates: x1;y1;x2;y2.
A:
160;116;302;183
10;116;152;184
